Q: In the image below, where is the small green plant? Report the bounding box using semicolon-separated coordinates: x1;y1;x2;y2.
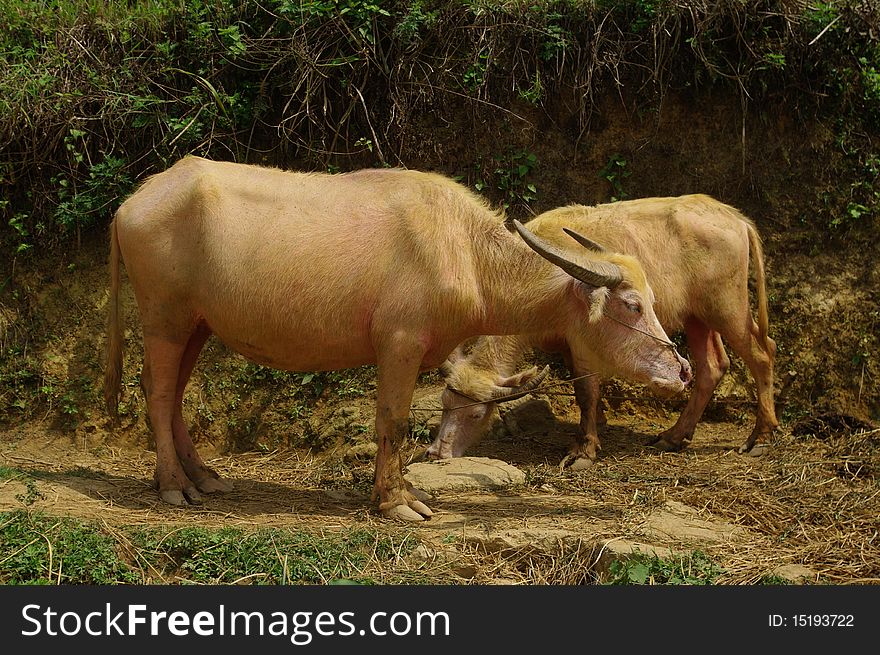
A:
605;550;723;585
393;0;439;45
539;14;570;61
7;212;31;254
15;478;45;506
493;149;538;210
354;136;374;152
763;52;786;69
218;23;246;57
599;153;631;202
468;150;538;209
464;49;489;91
804;2;839;33
518;72;543;105
411;421;432;442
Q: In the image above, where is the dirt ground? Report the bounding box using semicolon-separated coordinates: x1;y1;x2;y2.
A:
1;375;877;585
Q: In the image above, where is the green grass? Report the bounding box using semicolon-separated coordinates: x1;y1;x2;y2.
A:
129;524;417;585
0;510;431;585
0;465;20;480
0;510;139;584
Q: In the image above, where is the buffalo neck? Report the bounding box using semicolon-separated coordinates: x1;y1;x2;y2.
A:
470;222;573;338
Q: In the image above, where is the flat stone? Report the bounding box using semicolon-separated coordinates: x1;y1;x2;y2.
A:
404;456;526;493
641;500;745;544
344;441;377;461
469;527;582;554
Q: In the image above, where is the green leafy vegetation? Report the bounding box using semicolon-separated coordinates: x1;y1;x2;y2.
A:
129;524;415;584
599;153;630;202
605;550;723;585
0;510;139;584
467;149;539;211
1;0;877;251
0;510;428;585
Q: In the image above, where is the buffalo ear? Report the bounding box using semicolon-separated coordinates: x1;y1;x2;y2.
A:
572;281;609;324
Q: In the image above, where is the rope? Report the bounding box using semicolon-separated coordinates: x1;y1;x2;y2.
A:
602;311;683;356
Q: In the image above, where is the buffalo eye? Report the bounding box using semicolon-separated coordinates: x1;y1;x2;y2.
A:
626;301;642;315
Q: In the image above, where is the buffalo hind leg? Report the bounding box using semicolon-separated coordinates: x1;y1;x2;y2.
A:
171;323;233;494
142;334;202;505
373;334;433;521
721;318;778;456
651;318;728;452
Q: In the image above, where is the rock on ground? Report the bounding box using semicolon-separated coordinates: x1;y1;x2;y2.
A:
404;457;526;493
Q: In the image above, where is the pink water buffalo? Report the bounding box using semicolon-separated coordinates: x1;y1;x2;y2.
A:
105;157;689;520
429;195;777;466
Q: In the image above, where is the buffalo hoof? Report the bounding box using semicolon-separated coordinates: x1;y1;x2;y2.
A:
559;452;595;471
740;441;772;457
159;487;204;506
380;489;433;522
196;476;234;494
159;485;203;506
406;485;433;504
383;503;430;522
159;489;187;506
648;436;688;452
183;485;203;505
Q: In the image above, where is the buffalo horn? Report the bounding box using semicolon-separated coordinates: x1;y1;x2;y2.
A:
438;360;454;379
513;220;622;289
490;365;550;402
563;227;607;253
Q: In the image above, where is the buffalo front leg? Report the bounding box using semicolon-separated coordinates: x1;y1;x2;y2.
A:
372;336;433;522
560;366;603;471
142;334;202;506
171;324;233;494
650;319;728;452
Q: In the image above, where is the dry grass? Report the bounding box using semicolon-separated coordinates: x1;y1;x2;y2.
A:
1;399;878;585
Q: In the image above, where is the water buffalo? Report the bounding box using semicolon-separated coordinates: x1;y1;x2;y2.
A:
428;195;777;466
104;156;690;520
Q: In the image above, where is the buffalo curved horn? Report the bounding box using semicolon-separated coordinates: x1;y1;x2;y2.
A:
563;227;607;253
438;360;454;379
490;365;550;402
513;220;622;289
